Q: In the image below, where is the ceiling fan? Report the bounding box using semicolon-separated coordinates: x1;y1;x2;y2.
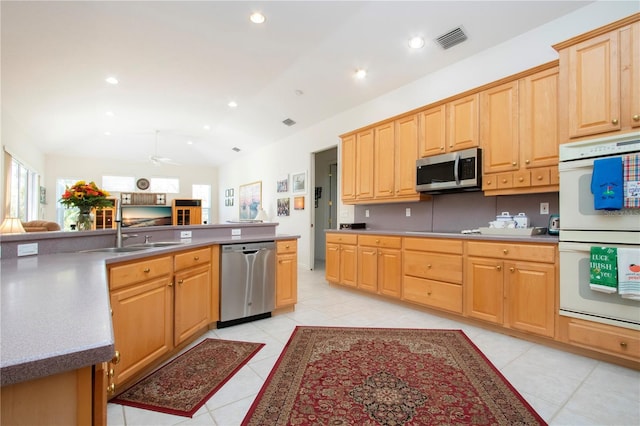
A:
149;130;180;166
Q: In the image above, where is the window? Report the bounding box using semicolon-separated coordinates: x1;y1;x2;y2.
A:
102;176;135;192
192;184;211;224
56;178;79;230
151;177;179;193
8;157;39;221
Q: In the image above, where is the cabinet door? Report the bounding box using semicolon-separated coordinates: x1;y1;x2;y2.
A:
325;243;340;283
341;134;357;201
395;114;419;197
464;257;504;324
356;129;374;199
357;246;378;293
340;244;358;287
567;30;621;138
276;253;298;307
622;22;640;129
520;67;559;168
174;265;211;346
378;248;402;298
481;81;519;174
374;122;395;198
505;261;555;338
110;276;173;386
420;105;446;156
448;94;479;151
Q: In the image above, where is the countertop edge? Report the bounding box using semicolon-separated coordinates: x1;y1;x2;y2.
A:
324;229;559;243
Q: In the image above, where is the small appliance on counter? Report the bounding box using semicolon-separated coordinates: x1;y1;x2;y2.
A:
340;223;366;230
548;214;559;235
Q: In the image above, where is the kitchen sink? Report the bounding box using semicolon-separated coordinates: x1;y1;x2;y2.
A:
129;241;186;248
80;246;151;253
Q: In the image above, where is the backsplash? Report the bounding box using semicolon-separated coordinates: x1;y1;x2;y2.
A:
352;192;559;232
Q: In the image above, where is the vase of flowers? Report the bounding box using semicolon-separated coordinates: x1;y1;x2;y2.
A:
59;180;111;231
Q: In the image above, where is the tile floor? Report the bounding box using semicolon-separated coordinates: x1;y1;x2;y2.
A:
107;266;640;426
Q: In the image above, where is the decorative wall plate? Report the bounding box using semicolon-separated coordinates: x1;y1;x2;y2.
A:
136;178;150;190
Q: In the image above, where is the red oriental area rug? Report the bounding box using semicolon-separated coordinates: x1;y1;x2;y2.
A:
242;326;546;425
111;338;263;417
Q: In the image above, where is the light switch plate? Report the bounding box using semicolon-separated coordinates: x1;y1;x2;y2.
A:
540;202;549;215
180;230;192;238
365;209;370;218
405;208;411;217
17;243;38;256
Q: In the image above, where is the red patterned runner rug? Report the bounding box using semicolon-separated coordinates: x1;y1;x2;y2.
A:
111;338;264;417
243;327;546;425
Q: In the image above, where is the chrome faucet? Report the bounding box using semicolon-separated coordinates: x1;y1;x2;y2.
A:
115;198;123;248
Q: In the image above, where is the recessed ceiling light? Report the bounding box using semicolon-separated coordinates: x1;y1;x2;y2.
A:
408;36;425;49
354;69;367;79
250;12;266;24
105;76;118;85
228;101;238;108
203;125;211;131
105;111;115;117
187;140;193;145
104;131;111;136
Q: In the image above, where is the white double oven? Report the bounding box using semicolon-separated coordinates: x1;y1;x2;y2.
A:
558;132;640;330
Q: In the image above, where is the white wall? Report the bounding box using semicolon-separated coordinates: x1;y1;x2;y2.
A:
44;154;218;222
218;2;639;270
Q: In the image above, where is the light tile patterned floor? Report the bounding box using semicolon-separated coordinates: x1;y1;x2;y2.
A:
107;266;640;426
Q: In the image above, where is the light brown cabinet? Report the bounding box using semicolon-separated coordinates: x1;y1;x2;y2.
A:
402;238;463;314
482;65;559;195
357;235;402;298
374;121;395;199
325;233;358;288
276;239;298;308
554;15;640;141
172;199;202;225
93;199;117;229
356;128;375;201
465;241;556;338
341;134;357;202
174;247;212;346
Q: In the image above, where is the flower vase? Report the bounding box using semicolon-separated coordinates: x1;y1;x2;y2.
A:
76;209;94;231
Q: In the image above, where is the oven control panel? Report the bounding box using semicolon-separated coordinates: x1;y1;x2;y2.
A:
560;132;640;161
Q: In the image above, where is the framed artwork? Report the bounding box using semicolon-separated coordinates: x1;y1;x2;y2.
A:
39;186;47;204
294;196;305;210
291;171;307;194
239;181;261;220
277;175;289;193
277;197;290;216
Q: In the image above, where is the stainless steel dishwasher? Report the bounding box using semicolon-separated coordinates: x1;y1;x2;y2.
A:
218;241;276;328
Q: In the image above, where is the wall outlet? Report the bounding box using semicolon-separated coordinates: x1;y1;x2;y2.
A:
405;208;411;217
180;230;192;238
365;209;370;218
231;228;241;236
540;202;549;215
17;243;38;256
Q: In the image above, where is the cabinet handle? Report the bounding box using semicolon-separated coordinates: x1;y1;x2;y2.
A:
427;292;432;296
426;264;432;269
620;341;628;348
518;177;524;182
111;350;120;365
107;383;116;394
502;179;508;183
496;265;502;271
537;175;543;181
512;161;517;166
503;249;508;255
168;282;173;287
107;368;114;378
178;279;184;285
525;159;530;164
286;244;290;248
633;114;639;122
375;239;380;243
143;268;151;273
612;118;619;125
509;267;515;272
193;256;199;261
440;146;445;150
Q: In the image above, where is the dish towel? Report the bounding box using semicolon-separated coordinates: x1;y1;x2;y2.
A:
623;154;640;209
617;248;640;300
590;247;618;293
591;157;623;210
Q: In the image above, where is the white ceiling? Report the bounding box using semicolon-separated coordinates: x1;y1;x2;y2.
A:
1;1;593;167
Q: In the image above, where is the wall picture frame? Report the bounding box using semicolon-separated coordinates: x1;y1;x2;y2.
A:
277;175;289;193
239;181;261;220
294;196;305;210
291;171;307;194
277;197;290;216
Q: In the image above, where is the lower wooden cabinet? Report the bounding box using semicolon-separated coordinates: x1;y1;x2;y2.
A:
357;235;402;298
276;239;298;308
174;247;212;346
326;233;358;288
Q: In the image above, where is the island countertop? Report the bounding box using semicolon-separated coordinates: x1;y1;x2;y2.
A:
0;228;299;387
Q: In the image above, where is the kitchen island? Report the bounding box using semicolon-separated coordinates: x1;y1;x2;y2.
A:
0;222;299;425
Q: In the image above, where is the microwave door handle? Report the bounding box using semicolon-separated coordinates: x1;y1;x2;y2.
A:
454;153;460;185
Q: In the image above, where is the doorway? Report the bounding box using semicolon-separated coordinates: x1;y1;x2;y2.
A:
313;147;337;270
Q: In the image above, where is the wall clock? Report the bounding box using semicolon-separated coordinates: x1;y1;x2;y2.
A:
136;178;150;190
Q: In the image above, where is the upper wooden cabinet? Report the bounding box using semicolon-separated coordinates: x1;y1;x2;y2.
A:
481;81;519;174
341;134;356;202
554;14;640;141
374;121;395;198
356;128;375;201
419;95;479;157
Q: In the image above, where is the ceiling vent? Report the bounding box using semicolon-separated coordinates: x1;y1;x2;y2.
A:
282;118;296;127
435;26;468;50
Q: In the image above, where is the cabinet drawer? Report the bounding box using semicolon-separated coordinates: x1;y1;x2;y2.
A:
466;241;555;263
403;238;462;254
403;251;462;284
531;168;551;186
513;170;530;187
326;233;358;245
403;276;462;314
174;247;212;271
109;256;172;290
497;173;513;189
358;235;402;249
568;320;640;361
277;239;297;254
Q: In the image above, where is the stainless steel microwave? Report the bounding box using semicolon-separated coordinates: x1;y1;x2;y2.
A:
416;147;482;194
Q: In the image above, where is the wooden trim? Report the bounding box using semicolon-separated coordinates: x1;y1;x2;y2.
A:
553;12;640;51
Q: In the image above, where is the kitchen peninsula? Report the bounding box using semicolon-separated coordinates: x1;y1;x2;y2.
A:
0;222;299;425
